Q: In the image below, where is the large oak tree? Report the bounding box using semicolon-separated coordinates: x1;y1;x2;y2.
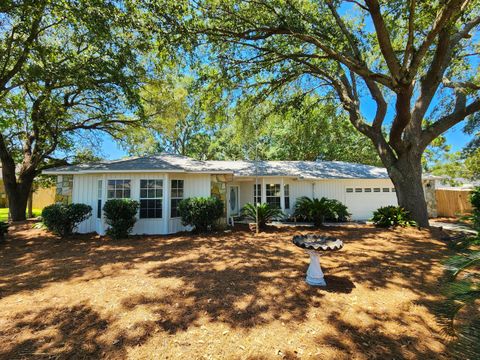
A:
0;0;148;220
159;0;480;226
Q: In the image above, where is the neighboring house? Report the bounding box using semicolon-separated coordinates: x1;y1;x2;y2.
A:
43;153;434;235
0;167;55;209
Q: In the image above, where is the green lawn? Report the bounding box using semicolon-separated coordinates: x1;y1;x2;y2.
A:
0;208;42;222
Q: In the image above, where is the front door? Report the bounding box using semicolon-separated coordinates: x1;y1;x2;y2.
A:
228;185;240;217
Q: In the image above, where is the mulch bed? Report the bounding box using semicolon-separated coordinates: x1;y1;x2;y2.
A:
0;222;475;359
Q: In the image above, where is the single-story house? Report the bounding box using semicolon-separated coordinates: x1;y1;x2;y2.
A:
43;154;434;235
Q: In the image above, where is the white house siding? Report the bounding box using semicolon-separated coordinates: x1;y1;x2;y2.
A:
168;173;211;234
71;172;397;235
72;174;98;233
234;177;397;221
71;172;211;235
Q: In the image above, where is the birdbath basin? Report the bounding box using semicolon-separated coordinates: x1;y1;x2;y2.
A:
293;234;343;286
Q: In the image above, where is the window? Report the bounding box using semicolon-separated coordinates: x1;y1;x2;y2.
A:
355;188;362;193
266;184;281;208
170;180;184;218
140;180;163;219
364;188;372;192
373;188;381;192
97;180;102;219
253;184;261;205
107;180;131;199
346;188;353;193
284;184;290;209
391;188;396;192
383;188;390;192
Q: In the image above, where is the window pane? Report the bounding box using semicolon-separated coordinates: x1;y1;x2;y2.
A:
97;199;102;219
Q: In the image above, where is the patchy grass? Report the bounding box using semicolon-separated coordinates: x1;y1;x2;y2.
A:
0;223;474;359
0;208;42;221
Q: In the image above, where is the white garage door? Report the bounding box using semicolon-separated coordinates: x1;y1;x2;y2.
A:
345;186;398;220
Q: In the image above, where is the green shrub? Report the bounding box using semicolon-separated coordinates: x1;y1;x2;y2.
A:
103;199;139;239
469;187;480;229
0;221;8;240
293;197;349;226
178;197;224;232
42;203;92;238
241;203;283;229
371;206;417;227
323;198;350;222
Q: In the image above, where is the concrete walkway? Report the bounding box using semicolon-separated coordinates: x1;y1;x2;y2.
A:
429;220;477;235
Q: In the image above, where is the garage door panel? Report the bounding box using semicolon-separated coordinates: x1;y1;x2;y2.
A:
345;188;398;220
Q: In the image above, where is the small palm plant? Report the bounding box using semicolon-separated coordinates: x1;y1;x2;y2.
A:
294;197;330;226
371;206;417;227
241;203;283;229
444;249;480;326
443;186;480;334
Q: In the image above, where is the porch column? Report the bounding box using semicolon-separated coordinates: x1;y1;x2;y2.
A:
280;178;285;211
162;173;170;234
101;174;107;235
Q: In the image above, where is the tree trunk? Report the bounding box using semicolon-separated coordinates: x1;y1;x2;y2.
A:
388;154;429;227
7;187;30;221
2;169;35;222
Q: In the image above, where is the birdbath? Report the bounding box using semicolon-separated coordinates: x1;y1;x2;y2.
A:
293;234;343;286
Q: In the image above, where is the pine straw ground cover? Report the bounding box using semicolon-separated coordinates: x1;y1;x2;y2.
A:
0;222;475;359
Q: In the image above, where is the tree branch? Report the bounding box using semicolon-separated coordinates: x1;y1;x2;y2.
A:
365;0;401;80
421;96;480;148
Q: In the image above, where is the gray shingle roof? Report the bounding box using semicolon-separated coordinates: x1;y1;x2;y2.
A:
43;154;392;179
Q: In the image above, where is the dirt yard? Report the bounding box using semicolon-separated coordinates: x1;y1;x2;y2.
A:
0;222;466;359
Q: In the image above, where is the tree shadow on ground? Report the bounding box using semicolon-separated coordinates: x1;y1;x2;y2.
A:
0;222;466;359
0;304;118;360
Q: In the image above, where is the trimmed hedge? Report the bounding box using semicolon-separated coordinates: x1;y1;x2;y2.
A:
42;203;92;238
103;199;139;239
179;197;224;232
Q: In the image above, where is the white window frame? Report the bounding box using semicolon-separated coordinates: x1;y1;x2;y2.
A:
265;183;281;208
170;179;184;218
284;184;290;209
253;184;261;205
107;179;131;199
139;179;163;219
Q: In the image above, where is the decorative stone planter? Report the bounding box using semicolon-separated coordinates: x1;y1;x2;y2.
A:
293;234;343;286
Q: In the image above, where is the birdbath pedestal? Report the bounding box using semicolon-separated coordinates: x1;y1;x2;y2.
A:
293;235;344;286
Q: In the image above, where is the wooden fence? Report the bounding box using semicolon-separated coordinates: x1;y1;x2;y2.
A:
435;189;472;217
